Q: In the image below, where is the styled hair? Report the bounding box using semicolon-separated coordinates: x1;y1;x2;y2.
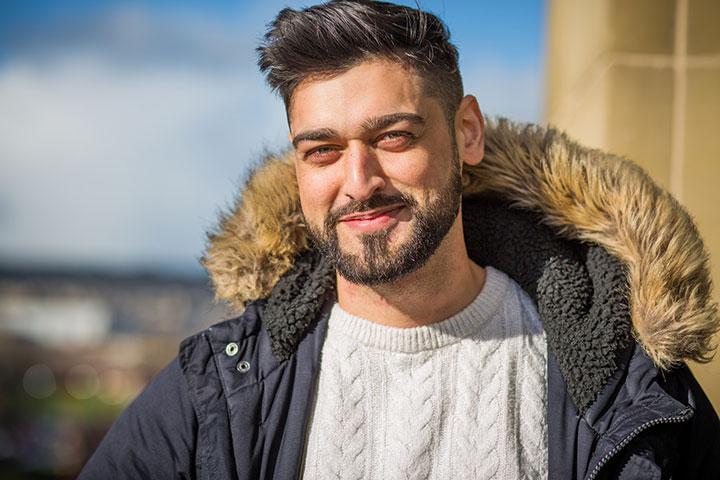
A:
257;0;463;121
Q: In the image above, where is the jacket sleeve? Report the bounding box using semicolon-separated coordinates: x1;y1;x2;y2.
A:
78;357;198;480
675;365;720;479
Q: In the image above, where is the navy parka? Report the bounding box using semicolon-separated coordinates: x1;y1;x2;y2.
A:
81;121;720;479
79;298;720;479
81;206;720;480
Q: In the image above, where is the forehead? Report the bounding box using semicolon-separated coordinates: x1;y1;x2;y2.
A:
288;60;434;133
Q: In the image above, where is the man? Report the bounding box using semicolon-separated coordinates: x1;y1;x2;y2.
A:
80;1;720;479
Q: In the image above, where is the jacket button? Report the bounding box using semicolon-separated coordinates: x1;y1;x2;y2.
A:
225;342;239;357
236;360;251;373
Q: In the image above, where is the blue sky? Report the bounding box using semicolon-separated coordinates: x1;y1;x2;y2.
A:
0;0;546;276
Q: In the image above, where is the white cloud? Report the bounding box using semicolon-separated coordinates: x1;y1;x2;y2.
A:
0;34;288;272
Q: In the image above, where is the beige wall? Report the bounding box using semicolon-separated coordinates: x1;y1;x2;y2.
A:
546;0;720;410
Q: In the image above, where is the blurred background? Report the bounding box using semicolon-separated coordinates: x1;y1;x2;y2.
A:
0;0;717;477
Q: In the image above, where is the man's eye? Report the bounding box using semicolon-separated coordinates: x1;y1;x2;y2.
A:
305;146;341;163
376;131;414;149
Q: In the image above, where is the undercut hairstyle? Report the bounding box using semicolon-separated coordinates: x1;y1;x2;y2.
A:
257;0;464;123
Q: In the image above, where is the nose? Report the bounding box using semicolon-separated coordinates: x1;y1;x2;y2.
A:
341;141;385;201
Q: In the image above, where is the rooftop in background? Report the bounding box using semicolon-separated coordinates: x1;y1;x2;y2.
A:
0;267;228;347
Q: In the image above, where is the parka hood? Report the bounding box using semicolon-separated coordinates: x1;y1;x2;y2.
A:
202;119;718;375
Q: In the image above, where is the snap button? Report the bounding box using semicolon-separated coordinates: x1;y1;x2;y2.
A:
236;360;251;373
225;342;239;357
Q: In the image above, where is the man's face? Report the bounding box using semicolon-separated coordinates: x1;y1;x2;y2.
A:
289;59;463;285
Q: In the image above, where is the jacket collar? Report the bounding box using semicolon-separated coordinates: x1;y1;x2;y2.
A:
201;119;719;413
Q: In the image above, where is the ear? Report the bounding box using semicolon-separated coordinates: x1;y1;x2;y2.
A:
454;95;484;166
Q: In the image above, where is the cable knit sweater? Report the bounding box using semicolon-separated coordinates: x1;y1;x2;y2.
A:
300;266;548;480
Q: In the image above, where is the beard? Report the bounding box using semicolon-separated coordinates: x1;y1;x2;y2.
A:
305;155;463;286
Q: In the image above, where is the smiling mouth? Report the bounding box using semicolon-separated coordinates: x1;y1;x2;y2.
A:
339;205;405;222
335;205;406;234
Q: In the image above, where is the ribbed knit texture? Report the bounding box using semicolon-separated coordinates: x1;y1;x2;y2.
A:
301;266;548;479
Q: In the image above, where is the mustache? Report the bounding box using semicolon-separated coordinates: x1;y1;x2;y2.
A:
324;193;417;231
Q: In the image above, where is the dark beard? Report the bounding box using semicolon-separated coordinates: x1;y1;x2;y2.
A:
305;158;462;286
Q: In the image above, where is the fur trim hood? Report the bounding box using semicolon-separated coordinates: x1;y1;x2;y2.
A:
203;119;718;372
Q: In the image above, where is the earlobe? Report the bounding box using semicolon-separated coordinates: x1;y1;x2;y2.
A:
455;95;484;166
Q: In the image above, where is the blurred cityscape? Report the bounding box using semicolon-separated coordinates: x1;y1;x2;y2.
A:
0;269;228;478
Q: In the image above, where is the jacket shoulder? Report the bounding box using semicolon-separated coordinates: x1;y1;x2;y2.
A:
178;301;266;410
181;301;266;346
79;358;198;479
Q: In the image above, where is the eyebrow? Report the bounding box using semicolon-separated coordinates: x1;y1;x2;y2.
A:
291;112;425;148
291;128;338;149
360;112;425;132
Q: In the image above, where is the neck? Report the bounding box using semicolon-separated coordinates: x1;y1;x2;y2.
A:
336;220;486;328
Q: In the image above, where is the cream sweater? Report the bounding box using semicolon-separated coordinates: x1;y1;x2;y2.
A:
301;266;548;479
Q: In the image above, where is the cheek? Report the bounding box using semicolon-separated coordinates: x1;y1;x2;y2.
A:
380;150;439;190
297;167;339;220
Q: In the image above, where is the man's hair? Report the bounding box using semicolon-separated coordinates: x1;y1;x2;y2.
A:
257;0;463;122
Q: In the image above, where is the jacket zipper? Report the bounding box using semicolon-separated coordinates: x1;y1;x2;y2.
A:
586;408;693;480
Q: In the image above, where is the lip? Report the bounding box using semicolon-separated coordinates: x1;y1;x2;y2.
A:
339;204;404;222
339;205;405;233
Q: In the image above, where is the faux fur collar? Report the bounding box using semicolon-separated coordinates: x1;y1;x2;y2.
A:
203;119;718;377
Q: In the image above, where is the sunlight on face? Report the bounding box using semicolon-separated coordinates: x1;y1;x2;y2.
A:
289;60;462;285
